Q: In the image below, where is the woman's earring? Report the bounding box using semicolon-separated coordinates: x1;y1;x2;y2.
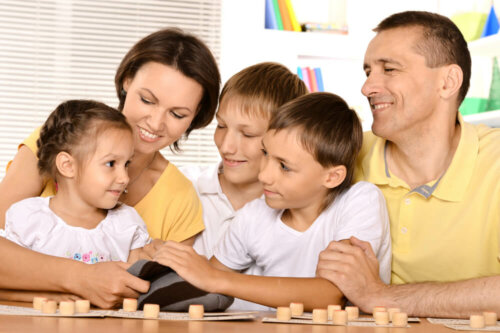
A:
121;89;127;97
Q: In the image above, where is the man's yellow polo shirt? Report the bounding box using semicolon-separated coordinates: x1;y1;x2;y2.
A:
355;115;500;285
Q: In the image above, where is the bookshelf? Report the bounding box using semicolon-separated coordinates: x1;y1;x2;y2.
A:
463;34;500;128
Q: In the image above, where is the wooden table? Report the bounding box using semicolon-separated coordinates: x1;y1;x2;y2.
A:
0;302;457;333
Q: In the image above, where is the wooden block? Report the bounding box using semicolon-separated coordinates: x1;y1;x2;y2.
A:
373;306;387;315
388;307;401;321
59;301;75;316
374;311;389;325
41;300;57;314
483;311;498;326
470;314;485;329
392;312;408;327
332;310;347;325
312;309;328;323
33;297;47;311
75;300;90;313
345;306;359;320
189;304;204;319
143;303;160;319
290;302;304;316
327;304;342;320
276;307;292;321
123;298;138;312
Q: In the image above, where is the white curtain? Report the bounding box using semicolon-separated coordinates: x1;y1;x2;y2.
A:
0;0;221;180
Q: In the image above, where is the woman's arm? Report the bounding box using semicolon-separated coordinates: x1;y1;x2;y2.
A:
154;241;345;310
0;289;82;303
0;237;150;308
0;145;44;228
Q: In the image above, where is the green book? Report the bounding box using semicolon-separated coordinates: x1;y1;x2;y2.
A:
271;0;283;30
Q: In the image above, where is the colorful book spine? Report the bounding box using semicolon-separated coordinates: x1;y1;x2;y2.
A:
298;67;324;93
308;67;318;92
297;66;303;81
285;0;301;32
278;0;293;31
300;67;311;92
314;68;324;92
271;0;284;30
265;0;278;30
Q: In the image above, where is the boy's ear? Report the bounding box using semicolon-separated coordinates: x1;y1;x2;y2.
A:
55;152;77;178
323;165;346;189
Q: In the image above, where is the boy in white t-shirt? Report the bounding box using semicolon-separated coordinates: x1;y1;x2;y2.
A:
155;92;391;310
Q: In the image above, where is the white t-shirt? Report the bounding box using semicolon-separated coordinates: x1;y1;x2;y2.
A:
180;164;235;258
2;197;151;263
214;181;392;284
180;163;268;310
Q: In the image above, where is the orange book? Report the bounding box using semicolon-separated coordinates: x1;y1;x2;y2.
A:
308;67;318;92
278;0;293;31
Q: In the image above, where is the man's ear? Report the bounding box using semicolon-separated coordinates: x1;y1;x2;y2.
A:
323;165;347;189
55;152;77;178
439;64;463;101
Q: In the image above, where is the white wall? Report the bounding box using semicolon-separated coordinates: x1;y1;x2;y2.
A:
218;0;491;129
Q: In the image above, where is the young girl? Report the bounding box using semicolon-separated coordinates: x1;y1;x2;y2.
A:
2;100;151;266
0;28;220;308
155;93;391;310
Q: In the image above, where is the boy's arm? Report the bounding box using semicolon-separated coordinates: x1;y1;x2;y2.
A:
154;241;344;310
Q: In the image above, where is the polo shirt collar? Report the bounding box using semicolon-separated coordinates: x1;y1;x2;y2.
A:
432;114;478;202
197;163;223;195
361;114;478;202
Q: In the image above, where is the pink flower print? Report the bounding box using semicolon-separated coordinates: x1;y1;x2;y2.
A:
99;255;105;261
82;253;90;262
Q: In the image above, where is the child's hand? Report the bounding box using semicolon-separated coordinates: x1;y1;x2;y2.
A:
153;241;219;293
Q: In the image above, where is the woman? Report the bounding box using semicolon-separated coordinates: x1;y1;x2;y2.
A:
0;28;220;308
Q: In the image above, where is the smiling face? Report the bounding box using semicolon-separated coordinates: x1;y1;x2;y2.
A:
258;128;330;214
75;127;134;210
122;61;204;155
214;99;269;187
361;27;442;141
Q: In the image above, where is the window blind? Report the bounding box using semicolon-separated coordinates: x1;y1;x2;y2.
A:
0;0;221;181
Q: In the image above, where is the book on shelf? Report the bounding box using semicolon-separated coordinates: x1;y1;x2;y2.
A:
297;66;324;92
265;0;278;29
265;0;300;31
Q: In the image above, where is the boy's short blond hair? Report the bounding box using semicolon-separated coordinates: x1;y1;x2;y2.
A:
219;62;307;119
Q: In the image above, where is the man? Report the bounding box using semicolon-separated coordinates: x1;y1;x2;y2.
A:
317;11;500;318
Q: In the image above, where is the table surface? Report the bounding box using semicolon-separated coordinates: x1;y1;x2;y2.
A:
0;302;460;333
